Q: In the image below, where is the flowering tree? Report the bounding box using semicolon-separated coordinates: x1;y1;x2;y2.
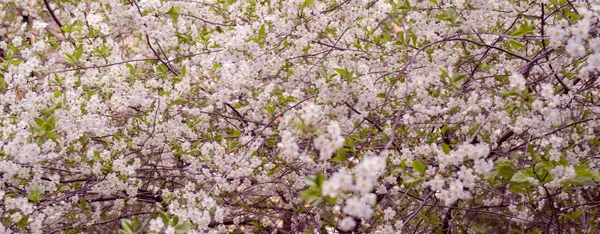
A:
0;0;599;233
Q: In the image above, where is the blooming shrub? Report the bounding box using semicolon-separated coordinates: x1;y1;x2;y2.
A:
0;0;599;233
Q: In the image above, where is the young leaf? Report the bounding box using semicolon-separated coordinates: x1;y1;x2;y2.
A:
566;176;596;186
26;187;41;204
332;148;348;163
120;219;135;234
167;6;181;22
441;143;451;154
412;160;427;174
509;21;535;37
333;68;348;77
258;24;266;39
74;46;83;60
302;0;315;7
510;171;530;183
174;222;190;234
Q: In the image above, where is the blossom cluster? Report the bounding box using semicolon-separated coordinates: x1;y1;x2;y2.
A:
0;0;599;233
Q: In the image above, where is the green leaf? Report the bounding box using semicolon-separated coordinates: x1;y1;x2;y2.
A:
53;90;62;98
332;148;348;163
500;89;518;97
471;223;489;233
561;210;583;221
452;73;467;83
0;74;8;92
509;185;527;194
441;125;448;135
126;63;135;76
510;171;530;183
79;197;90;210
45;116;57;131
16;214;29;229
509;21;535;37
167;6;181;22
26;187;41;204
575;166;600;180
566;176;596;186
264;105;275;114
333;67;348;77
171;216;179;226
258;24;266;39
304;174;326;188
249;221;262;229
483;170;498;180
435;8;458;23
565;12;582;23
158;212;170;224
61;23;74;33
301;187;323;205
65;53;75;62
174;222;190;234
302;174;327;204
120;219;135;234
34;117;45;127
74;46;83;60
10;59;23;66
58;185;71;192
533;163;553;184
412;160;427;174
509;40;525;50
345;136;356;149
403;175;424;185
441;143;451;154
302;0;315;7
35;116;58;132
419;212;430;223
170;98;187;105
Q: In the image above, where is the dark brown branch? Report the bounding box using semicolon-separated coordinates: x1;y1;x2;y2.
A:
43;0;63;28
146;35;179;76
225;103;248;127
496;130;515;146
180;13;236;27
320;0;351;14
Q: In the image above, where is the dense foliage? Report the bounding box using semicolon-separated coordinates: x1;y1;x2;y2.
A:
0;0;599;233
